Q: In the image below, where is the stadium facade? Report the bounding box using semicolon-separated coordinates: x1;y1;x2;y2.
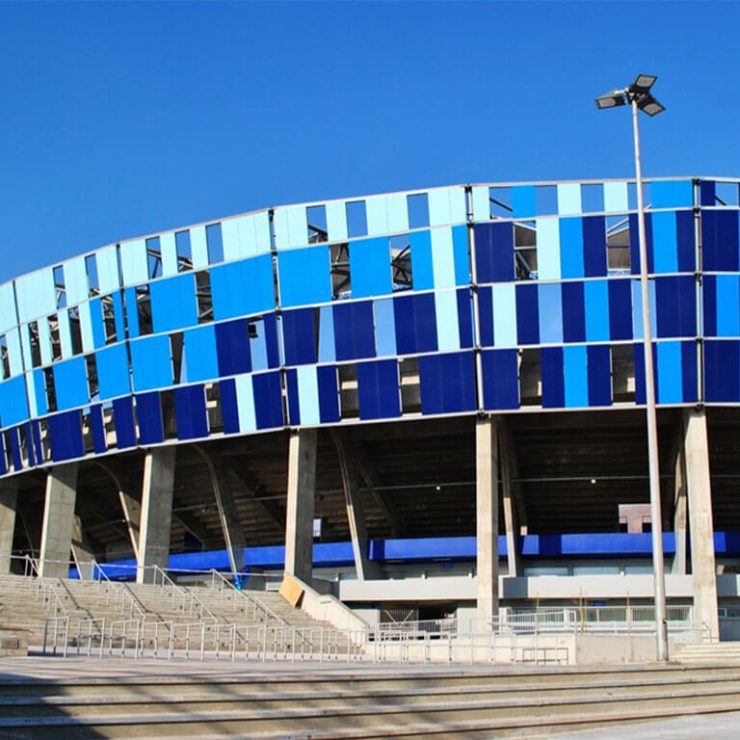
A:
1;177;740;637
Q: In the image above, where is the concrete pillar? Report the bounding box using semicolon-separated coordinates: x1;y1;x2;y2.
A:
39;463;79;579
72;515;96;580
671;431;688;576
284;430;316;584
476;417;499;626
499;420;521;578
137;447;175;584
684;409;720;641
0;479;18;574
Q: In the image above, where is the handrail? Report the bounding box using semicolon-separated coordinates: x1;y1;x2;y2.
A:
209;569;288;626
152;564;219;624
118;581;148;620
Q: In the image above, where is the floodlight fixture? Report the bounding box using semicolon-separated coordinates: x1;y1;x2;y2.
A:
630;73;658;94
638;96;665;117
595;89;627;110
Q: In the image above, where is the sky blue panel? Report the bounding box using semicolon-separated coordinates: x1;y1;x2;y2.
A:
278;246;331;307
557;183;582;215
274;205;308;249
37;319;52;366
0;283;17;334
563;345;588;407
160;233;178;276
452;226;469;285
25;372;39;418
184;325;219;381
63;257;89;306
366;193;408;234
603;182;629;213
471;186;490;222
0;376;29;427
538;283;563;344
20;327;32;371
651;211;678;273
234;375;256;432
6;330;22;377
119;239;148;286
57;310;73;359
559;218;584;278
318;306;336;362
410;231;434;290
96;246;120;294
78;301;95;352
657;342;683;403
297;366;320;425
150;274;198;334
632;280;658;339
491;284;517;347
130;335;172;391
350;237;392;298
430;227;456;289
90;297;106;349
326;200;348;242
190;226;209;269
210;254;274;320
15;269;55;324
651;180;693;209
584;280;610;341
536;218;560;280
33;370;47;417
53;357;89;411
174;385;208;440
249;319;268;371
428;187;466;227
96;344;130;399
716;275;740;336
374;299;397;356
434;290;460;351
222;212;271;260
512;185;536;218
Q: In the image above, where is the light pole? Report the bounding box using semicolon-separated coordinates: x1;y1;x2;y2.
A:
595;74;668;662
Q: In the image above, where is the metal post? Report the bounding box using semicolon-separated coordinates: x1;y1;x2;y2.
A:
632;97;669;662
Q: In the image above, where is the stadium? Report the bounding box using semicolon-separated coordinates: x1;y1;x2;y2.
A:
1;176;739;640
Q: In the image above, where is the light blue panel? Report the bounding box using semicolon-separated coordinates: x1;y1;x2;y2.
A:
15;269;55;323
53;357;89;410
130;335;172;391
365;196;389;235
96;344;131;399
603;182;629;212
150;274;198;334
250;320;268;371
631;280;658;339
410;231;434;290
184;325;219;382
57;310;73;359
297;366;320;425
430;227;456;288
374;299;396;356
63;257;89;306
318;306;336;362
6;329;23;377
96;246;120;294
38;319;52;366
564;345;589;407
78;302;95;352
428;187;467;227
190;226;209;269
435;290;460;351
492;284;517;347
350;237;392;298
160;233;178;276
559;218;584;278
221;217;243;262
717;275;740;336
0;283;18;334
652;211;678;273
0;376;28;426
657;341;683;403
234;375;256;432
367;194;409;235
279;247;331;307
557;183;582;216
538;283;563;343
326;201;348;242
274;206;308;249
536;218;561;280
651;180;693;209
512;186;536;218
119;239;148;286
26;371;40;417
222;212;270;261
471;186;490;222
584;280;610;341
20;328;32;370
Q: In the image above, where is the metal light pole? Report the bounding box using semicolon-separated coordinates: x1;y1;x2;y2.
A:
596;75;668;662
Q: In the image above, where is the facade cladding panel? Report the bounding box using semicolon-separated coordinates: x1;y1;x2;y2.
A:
0;177;738;474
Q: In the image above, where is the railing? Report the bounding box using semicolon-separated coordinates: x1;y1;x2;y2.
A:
150;565;219;624
208;569;288;626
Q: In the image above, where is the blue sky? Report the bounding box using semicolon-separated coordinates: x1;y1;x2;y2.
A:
1;1;738;282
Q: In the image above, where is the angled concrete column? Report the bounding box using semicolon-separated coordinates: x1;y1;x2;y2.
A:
476;417;499;626
72;515;96;580
684;409;720;641
39;464;79;579
0;479;19;574
137;448;175;584
499;420;521;578
671;430;688;576
284;430;317;584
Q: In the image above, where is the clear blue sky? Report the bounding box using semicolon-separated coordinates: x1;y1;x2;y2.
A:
1;1;738;282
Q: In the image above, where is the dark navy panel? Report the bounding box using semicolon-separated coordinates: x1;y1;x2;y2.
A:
135;392;164;445
655;276;696;338
0;434;6;476
515;283;539;345
608;279;633;340
90;404;107;454
418;352;477;414
629;213;654;275
30;421;43;465
676;211;696;273
333;301;376;361
393;293;438;355
474;222;515;283
49;411;84;461
481;349;519;410
317;365;340;423
700;180;716;206
9;428;21;471
703;275;717;336
582;216;607;277
702;210;739;272
704;340;740;402
541;347;565;408
456;289;474;348
219;379;240;434
562;282;585;342
477;287;494;346
252;372;284;429
681;341;698;403
263;314;281;368
357;360;400;420
587;345;612;406
285;369;300;425
215;319;252;376
174;385;208;440
113;397;137;449
281;308;317;366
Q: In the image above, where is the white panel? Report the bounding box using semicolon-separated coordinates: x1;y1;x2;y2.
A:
297;366;320;425
0;282;18;334
20;326;33;370
429;187;467;227
434;290;460;351
492;284;517;347
26;372;38;418
6;329;23;376
365;194;409;236
119;239;149;286
15;269;56;324
604;181;629;213
430;227;456;288
274;206;308;249
536;218;561;280
234;375;256;432
365;197;388;235
38;319;52;366
96;246;120;294
160;233;178;276
221;218;242;262
223;212;272;261
77;302;95;353
326;200;348;242
557;183;582;215
386;194;409;233
57;310;73;359
63;257;89;306
190;226;209;269
472;186;490;222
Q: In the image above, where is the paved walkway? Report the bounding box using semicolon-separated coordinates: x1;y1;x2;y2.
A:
567;710;740;739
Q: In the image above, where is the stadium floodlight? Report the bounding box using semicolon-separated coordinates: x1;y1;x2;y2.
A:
596;74;668;663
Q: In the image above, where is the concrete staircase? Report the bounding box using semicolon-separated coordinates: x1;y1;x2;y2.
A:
672;641;740;664
2;663;740;737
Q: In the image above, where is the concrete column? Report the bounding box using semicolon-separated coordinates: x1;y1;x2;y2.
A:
284;430;317;584
39;463;79;579
0;479;18;574
72;515;95;580
499;420;521;578
476;417;499;626
137;447;175;584
671;431;688;576
684;409;720;641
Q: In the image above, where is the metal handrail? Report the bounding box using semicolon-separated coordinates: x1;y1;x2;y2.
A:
151;565;219;624
209;569;288;626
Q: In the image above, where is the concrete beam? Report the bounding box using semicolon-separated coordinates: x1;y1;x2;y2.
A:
284;430;316;584
137;447;175;584
0;479;18;574
476;417;499;626
219;458;284;532
71;515;96;580
39;464;79;579
95;462;140;558
499;419;522;577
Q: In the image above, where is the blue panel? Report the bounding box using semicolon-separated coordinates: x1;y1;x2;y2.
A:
278;246;331;307
418;352;476;414
215;319;251;376
478;287;494;346
452;225;470;285
333;301;376;361
608;279;633;340
629;213;654;275
393;293;438;355
350;237;391;298
374;299;397;356
474;222;514;283
559;218;584;278
263;314;281;368
563;345;588;408
286;369;300;425
112;292;125;342
49;411;84;461
252;372;284;429
90;297;106;349
651;211;678;274
676;211;696;273
174;385;208;440
541;347;565;408
582;216;607;277
587;345;612;406
410;231;434;290
512;185;536;218
0;435;6;475
9;428;21;470
562;282;585;342
537;283;563;344
0;376;29;427
96;344;130;400
30;421;43;465
657;342;683;404
136;392;164;444
53;357;89;411
716;275;740;337
281;308;316;366
317;365;340;423
704;341;739;402
211;255;274;320
113;397;137;448
681;341;698;403
357;360;400;420
515;283;539;344
248;319;268;371
150;274;198;333
90;403;107;453
456;289;474;348
124;287;140;338
655;275;696;338
184;325;219;381
481;349;519;410
700;181;716;206
130;335;172;391
651;180;693;208
318;306;336;362
33;370;47;417
701;210;739;272
703;275;717;336
219;378;240;434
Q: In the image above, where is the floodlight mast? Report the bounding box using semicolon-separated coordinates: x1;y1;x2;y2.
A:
595;74;669;663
